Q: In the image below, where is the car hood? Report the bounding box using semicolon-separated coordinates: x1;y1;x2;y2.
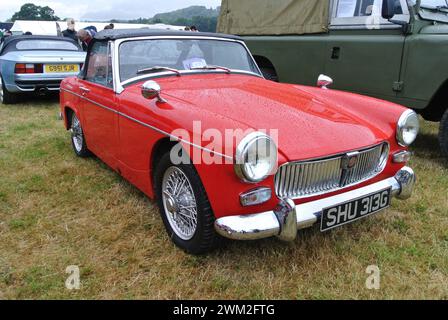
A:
135;74;401;161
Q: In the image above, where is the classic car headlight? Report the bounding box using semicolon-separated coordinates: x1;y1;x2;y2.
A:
396;110;419;147
235;132;278;183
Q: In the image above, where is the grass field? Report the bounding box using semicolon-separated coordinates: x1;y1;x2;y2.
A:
0;97;447;300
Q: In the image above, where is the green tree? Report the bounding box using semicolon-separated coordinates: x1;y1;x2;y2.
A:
39;6;59;20
191;16;218;32
11;3;60;22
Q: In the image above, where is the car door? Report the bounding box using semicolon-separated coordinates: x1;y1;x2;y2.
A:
79;40;119;170
325;0;409;101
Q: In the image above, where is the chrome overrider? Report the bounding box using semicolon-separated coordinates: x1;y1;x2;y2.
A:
214;167;415;241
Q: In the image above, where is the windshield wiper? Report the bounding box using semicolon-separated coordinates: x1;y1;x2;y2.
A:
136;66;181;76
190;65;232;74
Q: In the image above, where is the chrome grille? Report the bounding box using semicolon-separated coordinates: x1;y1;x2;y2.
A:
275;143;388;199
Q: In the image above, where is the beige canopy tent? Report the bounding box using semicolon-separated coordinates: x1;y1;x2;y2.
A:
217;0;330;35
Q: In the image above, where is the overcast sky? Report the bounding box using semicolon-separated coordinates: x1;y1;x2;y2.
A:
0;0;222;22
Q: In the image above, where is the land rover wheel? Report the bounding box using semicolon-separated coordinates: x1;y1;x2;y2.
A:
70;112;90;157
154;152;218;255
0;76;17;105
439;109;448;158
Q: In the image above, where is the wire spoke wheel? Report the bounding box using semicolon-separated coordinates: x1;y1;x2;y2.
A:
162;166;198;240
71;114;84;153
0;77;4;103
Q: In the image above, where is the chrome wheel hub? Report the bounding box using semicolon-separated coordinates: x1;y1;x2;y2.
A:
71;115;83;152
162;166;198;241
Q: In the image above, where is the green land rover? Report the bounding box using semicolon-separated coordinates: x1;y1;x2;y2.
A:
218;0;448;157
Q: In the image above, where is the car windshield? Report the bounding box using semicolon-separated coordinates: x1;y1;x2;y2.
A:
16;40;80;51
119;39;260;82
420;0;448;8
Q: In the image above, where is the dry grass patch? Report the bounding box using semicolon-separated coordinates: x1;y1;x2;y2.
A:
0;97;447;299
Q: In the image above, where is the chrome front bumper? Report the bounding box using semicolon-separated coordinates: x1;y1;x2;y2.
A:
215;167;415;241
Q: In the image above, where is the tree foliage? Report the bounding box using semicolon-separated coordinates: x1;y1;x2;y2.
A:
127;6;220;32
11;3;60;22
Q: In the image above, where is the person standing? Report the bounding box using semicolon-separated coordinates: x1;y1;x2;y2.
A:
62;18;77;41
77;27;97;51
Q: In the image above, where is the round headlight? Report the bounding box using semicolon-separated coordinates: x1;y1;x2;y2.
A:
235;132;278;183
396;110;419;147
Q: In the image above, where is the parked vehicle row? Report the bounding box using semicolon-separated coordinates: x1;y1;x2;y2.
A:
58;29;418;254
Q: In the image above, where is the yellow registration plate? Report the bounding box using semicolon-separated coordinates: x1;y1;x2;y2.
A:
45;64;79;73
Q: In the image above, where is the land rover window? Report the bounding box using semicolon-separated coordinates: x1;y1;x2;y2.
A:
336;0;375;17
331;0;409;28
420;0;448;7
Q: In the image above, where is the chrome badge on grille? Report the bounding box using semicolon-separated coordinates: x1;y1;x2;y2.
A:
341;151;360;170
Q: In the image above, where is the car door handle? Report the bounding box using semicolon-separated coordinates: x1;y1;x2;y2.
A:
80;87;90;94
331;47;340;60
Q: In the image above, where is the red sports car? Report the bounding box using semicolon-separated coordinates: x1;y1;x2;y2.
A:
60;29;418;254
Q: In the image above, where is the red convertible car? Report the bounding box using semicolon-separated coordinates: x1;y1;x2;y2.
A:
60;29;418;254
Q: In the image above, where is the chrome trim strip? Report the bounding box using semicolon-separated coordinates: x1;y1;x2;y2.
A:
61;88;233;160
215;167;416;241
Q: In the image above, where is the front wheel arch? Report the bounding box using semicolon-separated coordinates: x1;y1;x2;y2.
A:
150;138;179;196
64;107;75;130
420;79;448;122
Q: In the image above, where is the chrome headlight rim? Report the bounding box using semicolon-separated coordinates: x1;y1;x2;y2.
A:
377;142;390;173
396;109;419;147
234;132;278;183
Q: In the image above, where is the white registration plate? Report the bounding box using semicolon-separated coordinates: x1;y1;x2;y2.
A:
320;188;392;232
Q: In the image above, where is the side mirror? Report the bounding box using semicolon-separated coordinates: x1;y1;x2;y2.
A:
141;80;167;103
382;0;396;20
317;74;333;89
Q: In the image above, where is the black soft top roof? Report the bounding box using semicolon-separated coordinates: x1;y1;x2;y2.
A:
94;28;243;41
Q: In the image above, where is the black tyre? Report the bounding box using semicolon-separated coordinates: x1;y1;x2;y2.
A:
261;68;279;82
0;76;18;105
154;152;218;255
70;112;91;157
439;109;448;158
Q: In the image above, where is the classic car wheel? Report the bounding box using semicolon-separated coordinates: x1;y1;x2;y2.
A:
0;76;17;105
155;152;218;254
439;109;448;157
70;113;90;157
